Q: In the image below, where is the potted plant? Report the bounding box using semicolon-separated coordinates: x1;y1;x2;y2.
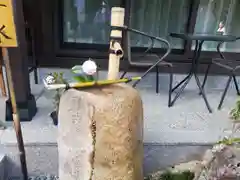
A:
44;59;98;126
45;72;66;125
71;58;98;83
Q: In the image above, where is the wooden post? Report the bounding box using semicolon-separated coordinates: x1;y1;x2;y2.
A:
0;0;28;179
107;7;125;80
5;0;37;122
0;56;6;97
2;48;28;180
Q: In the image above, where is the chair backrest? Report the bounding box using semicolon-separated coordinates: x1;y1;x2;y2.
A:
123;27;171;66
216;36;240;60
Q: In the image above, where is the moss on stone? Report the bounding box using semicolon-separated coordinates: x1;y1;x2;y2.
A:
144;170;195;180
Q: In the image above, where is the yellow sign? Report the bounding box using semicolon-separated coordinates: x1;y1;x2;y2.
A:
0;0;17;47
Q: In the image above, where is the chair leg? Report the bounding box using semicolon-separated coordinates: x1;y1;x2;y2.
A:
33;68;38;84
233;75;240;95
30;27;38;84
199;63;211;95
120;71;127;79
168;67;173;107
156;66;159;94
218;75;232;110
132;65;156;88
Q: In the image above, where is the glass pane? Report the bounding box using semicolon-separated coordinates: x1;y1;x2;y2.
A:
194;0;240;52
63;0;121;44
130;0;189;49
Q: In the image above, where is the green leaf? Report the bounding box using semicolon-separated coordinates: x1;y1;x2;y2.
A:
73;76;87;82
86;75;95;82
53;72;58;79
157;170;194;180
160;171;174;180
71;65;83;74
230;97;240;121
217;137;240;145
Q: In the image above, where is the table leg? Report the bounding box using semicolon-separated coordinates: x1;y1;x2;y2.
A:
171;74;191;92
194;73;212;113
170;73;193;106
199;63;211;95
170;40;212;113
193;41;212;113
170;40;199;106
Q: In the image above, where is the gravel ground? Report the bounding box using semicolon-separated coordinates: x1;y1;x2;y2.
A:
9;176;59;180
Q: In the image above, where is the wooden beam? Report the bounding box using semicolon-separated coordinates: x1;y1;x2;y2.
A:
5;0;37;122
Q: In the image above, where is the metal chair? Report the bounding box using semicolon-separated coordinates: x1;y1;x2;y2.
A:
118;26;173;107
201;37;240;109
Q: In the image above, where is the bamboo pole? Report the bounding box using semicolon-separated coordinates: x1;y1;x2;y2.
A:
2;48;28;180
43;77;141;90
107;7;125;80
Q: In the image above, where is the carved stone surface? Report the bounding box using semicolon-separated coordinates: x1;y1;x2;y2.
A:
58;84;144;180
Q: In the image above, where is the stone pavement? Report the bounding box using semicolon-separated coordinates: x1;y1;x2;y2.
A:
0;68;237;144
0;68;240;177
30;68;238;144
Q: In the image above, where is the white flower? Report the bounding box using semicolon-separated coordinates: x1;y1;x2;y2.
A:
82;59;97;75
212;144;226;153
45;75;56;84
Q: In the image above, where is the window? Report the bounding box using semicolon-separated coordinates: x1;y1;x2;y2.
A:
194;0;240;52
129;0;190;49
63;0;122;45
62;0;240;53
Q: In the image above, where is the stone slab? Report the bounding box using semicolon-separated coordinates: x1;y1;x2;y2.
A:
0;68;240;178
1;68;239;145
0;153;5;180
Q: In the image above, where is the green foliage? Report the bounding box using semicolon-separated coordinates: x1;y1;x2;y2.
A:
48;72;66;112
73;75;95;83
216;97;240;145
49;72;66;84
71;65;96;83
73;76;88;83
144;170;194;180
230;98;240;122
217;137;240;145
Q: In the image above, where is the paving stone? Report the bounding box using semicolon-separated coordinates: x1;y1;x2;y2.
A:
27;68;240;144
1;68;240;177
8;175;59;180
0;154;5;180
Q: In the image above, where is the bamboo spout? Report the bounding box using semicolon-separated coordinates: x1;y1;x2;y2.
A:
107;7;125;80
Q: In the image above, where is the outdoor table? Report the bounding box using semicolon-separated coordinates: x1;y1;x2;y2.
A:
170;33;236;113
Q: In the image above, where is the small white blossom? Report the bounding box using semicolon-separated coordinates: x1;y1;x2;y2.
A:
212;144;226;153
45;75;56;84
82;59;97;75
